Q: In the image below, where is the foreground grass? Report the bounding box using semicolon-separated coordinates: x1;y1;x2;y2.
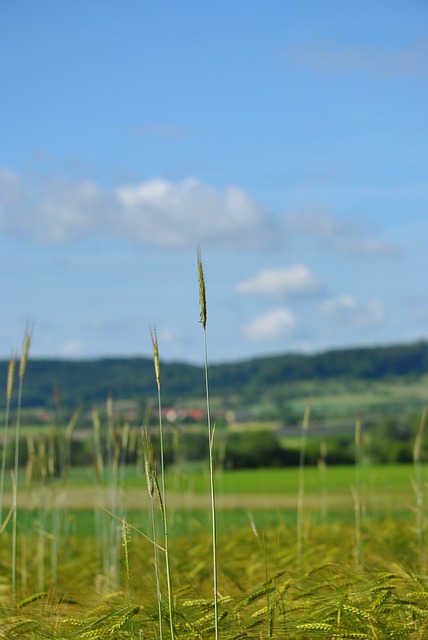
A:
0;463;427;637
1;519;428;638
2;261;427;637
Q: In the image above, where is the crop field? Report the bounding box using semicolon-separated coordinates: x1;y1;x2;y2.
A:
2;262;428;638
1;457;428;638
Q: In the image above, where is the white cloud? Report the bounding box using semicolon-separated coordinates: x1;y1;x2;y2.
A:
0;170;277;249
31;180;106;243
0;169;22;203
283;209;398;256
283;38;428;77
320;295;385;328
57;339;87;357
0;169;23;229
0;169;398;256
115;178;274;248
236;264;323;300
333;237;398;256
243;307;296;341
283;210;342;238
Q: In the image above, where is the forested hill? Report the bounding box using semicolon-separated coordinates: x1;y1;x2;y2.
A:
1;341;428;409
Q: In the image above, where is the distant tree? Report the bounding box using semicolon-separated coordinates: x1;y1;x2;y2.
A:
224;430;291;469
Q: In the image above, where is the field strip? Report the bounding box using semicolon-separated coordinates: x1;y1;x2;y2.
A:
0;487;408;511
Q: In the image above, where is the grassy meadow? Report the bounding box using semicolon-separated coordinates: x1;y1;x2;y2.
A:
1;458;428;638
1;254;428;638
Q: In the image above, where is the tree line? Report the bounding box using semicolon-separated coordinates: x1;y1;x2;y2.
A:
1;340;428;410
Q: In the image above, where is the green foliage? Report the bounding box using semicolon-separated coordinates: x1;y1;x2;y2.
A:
2;522;428;637
224;430;299;469
2;340;428;410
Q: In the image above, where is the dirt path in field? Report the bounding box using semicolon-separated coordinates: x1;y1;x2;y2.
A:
1;487;397;512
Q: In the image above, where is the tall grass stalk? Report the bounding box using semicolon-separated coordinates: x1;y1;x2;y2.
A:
318;440;328;524
141;426;163;640
106;394;121;588
353;414;363;568
197;246;218;640
413;407;427;571
151;328;174;640
296;400;310;571
92;407;107;583
121;517;131;592
0;355;16;532
12;328;31;597
62;409;80;550
248;513;274;637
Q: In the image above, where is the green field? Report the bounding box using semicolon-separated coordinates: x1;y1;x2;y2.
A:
1;462;428;637
1;463;421;539
1;329;428;636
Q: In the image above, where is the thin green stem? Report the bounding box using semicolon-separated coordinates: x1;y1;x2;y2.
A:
413;408;427;572
197;245;218;640
203;327;218;640
151;497;163;640
353;414;363;568
151;328;174;640
156;385;174;640
296;400;310;572
0;357;15;533
12;372;24;597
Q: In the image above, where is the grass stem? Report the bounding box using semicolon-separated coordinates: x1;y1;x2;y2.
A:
296;399;310;571
197;246;218;640
413;407;427;572
12;329;32;597
353;413;363;568
151;328;174;640
0;356;16;534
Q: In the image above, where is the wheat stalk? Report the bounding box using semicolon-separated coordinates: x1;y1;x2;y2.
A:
141;425;163;640
150;328;174;640
0;355;16;532
197;245;219;640
296;399;311;571
353;413;363;568
12;327;32;597
413;407;427;571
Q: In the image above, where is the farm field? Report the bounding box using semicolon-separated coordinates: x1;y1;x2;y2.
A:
1;462;428;637
0;463;421;518
1;327;428;636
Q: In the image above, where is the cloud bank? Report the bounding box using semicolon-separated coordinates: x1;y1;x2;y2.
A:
243;307;296;341
320;295;385;328
0;169;398;257
283;210;397;256
236;265;323;300
283;38;428;77
0;170;276;249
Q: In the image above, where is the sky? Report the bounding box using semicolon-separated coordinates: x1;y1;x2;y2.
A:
1;1;428;364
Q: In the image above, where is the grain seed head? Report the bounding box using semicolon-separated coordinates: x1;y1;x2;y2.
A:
197;245;207;330
19;329;32;379
6;355;16;402
141;426;156;498
150;327;161;390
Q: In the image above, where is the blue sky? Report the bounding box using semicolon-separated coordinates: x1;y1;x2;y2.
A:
1;1;427;363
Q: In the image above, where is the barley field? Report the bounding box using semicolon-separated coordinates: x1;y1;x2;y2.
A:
1;252;428;638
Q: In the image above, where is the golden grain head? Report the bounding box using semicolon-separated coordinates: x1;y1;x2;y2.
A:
6;355;16;401
141;426;156;498
197;245;207;329
150;326;161;388
355;414;362;450
19;330;32;379
106;393;114;421
302;399;311;431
